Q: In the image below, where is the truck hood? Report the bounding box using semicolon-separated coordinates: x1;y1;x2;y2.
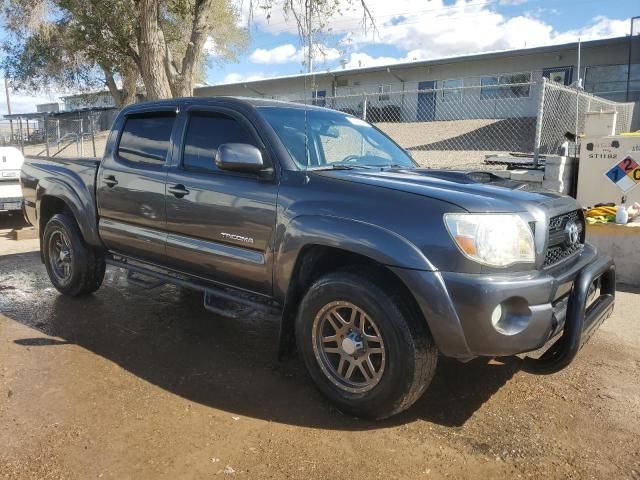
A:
313;168;580;213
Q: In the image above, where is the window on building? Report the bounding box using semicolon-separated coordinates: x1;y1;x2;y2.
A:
378;85;391;101
584;64;640;102
480;72;531;99
117;113;176;166
313;90;327;107
442;79;463;101
480;76;500;99
182;112;258;173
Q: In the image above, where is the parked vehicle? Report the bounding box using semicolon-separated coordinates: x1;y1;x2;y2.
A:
0;146;25;213
21;98;615;419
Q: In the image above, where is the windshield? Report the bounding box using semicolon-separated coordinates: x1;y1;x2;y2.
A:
258;106;416;170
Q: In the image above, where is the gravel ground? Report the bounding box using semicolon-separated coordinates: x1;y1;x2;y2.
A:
1;214;639;479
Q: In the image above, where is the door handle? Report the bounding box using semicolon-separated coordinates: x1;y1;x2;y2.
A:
103;175;118;187
168;184;190;198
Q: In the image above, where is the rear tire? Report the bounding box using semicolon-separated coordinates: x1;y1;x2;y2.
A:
296;270;438;419
42;213;105;296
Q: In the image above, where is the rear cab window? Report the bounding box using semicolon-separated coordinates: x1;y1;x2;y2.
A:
117;113;176;167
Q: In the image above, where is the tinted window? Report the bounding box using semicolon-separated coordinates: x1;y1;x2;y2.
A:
183;113;257;172
118;113;175;166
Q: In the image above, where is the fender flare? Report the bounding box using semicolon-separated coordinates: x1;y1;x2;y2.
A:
273;214;435;300
36;176;102;248
273;215;436;358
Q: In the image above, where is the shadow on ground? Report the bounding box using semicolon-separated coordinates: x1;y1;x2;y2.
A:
0;212;29;235
1;250;520;430
407;117;536;153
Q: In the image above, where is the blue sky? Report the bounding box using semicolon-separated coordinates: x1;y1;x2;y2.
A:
1;0;637;112
205;0;636;85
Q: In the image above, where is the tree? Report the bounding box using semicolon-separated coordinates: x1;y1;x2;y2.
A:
2;0;374;103
1;0;247;103
251;0;376;73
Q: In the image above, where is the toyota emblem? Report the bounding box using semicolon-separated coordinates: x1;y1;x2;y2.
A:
565;220;580;246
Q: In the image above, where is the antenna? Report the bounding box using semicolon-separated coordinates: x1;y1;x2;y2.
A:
303;73;311;182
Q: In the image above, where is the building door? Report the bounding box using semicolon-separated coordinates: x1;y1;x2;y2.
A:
417;81;436;121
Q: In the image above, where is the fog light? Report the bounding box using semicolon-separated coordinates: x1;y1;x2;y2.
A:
490;297;532;336
491;304;503;328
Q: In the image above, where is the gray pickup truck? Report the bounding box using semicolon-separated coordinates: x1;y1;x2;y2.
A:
21;97;616;419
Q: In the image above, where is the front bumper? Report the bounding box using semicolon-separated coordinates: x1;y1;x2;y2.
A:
391;244;615;373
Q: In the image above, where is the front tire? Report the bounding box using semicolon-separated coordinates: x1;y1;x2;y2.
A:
42;213;106;296
296;270;438;419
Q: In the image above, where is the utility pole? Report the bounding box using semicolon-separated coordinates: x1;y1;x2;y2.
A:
4;77;14;139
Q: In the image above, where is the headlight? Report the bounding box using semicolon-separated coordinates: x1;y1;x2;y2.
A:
444;213;535;267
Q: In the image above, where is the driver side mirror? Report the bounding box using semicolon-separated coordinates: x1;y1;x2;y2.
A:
216;143;267;174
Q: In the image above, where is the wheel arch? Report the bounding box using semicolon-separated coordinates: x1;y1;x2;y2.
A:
277;242;431;359
36;177;102;248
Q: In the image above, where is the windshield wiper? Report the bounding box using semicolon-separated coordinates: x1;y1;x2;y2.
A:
308;163;373;171
363;163;413;170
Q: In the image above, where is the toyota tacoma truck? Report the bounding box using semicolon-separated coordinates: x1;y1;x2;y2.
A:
21;98;616;419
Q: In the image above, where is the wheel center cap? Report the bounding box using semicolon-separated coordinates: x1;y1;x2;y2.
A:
341;332;364;356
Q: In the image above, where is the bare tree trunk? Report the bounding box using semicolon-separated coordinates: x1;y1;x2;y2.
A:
170;0;213;97
120;61;139;105
102;61;139;108
102;67;124;107
138;0;173;99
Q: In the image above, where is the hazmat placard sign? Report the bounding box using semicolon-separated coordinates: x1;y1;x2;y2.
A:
604;155;640;193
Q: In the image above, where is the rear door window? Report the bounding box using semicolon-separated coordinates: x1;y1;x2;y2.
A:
182;112;258;173
117;113;176;166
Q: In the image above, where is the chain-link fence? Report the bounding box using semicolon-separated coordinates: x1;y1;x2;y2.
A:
0;108;118;158
293;78;635;170
536;79;635;158
1;81;635;170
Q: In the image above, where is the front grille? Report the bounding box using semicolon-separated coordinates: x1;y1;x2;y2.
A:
543;210;584;268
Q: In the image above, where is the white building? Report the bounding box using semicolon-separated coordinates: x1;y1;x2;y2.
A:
195;37;638;127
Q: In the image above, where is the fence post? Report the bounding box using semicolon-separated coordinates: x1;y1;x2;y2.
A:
533;77;546;168
574;87;580;142
362;94;368;120
18;117;24;155
44;117;50;157
89;113;97;157
79;117;84;157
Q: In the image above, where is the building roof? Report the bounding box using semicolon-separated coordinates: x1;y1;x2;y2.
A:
3;106;117;120
196;36;629;92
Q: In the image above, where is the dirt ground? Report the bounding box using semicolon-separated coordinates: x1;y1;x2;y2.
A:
1;213;639;480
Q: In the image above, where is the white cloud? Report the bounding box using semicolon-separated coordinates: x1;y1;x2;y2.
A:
343;52;406;69
204;36;222;56
249;43;298;64
249;42;341;65
222;72;268;84
1;92;59;115
240;0;631;70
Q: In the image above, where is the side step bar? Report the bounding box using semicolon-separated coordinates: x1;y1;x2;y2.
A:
106;257;281;318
